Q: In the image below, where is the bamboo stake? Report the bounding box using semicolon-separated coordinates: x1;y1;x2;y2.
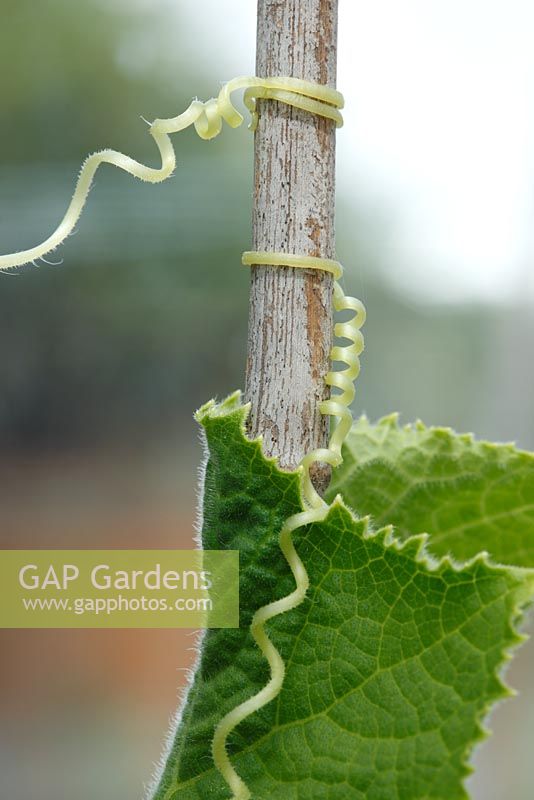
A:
245;0;339;493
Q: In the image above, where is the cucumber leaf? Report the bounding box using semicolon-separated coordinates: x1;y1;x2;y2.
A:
151;395;534;800
327;415;534;568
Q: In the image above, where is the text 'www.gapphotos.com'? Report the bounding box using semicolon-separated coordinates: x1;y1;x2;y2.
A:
21;595;213;616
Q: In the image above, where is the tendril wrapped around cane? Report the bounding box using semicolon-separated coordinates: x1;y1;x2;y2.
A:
214;252;365;800
0;76;342;271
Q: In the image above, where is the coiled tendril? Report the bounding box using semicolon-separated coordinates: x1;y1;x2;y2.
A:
0;76;363;800
212;252;365;800
0;76;342;271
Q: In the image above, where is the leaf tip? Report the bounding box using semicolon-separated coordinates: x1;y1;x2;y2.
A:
378;412;399;428
195;389;246;423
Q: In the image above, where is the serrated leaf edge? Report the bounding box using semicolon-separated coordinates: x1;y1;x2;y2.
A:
169;394;534;800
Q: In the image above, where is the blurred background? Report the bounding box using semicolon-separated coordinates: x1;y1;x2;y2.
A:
0;0;532;797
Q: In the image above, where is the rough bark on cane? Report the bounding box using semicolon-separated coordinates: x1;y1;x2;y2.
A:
245;0;338;493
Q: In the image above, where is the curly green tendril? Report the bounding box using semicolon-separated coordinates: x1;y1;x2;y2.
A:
214;252;365;800
0;75;363;800
0;75;342;271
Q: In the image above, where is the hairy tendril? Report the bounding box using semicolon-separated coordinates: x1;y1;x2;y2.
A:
0;75;363;800
0;76;342;271
213;252;364;799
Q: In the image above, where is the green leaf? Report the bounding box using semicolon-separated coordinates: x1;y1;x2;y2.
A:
151;396;534;800
326;415;534;568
